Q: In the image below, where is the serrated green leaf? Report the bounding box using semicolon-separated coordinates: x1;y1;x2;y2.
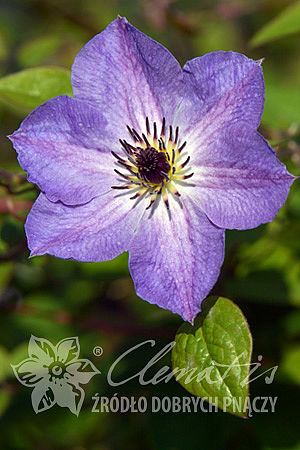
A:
172;297;252;417
0;66;72;110
251;0;300;47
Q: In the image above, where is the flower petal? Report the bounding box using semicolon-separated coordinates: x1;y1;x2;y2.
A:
177;51;264;148
128;196;225;322
72;17;184;129
65;359;100;386
26;191;144;261
56;337;80;364
28;335;55;365
190;123;295;230
9;95;116;206
52;379;84;416
11;359;48;387
31;380;55;413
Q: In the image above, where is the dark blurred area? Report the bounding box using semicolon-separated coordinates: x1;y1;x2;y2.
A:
0;0;299;448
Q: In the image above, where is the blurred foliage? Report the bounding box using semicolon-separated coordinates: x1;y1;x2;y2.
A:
0;0;299;449
0;67;72;110
251;0;300;47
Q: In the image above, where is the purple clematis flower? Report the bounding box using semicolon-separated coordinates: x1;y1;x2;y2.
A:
10;17;295;322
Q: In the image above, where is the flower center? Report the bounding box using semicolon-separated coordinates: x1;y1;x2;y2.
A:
48;362;65;379
111;117;193;210
135;147;171;184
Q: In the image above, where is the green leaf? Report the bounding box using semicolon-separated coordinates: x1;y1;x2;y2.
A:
17;35;61;68
281;346;300;385
251;0;300;47
262;70;300;127
9;342;29;368
0;261;14;293
0;388;11;418
0;66;72;110
172;297;252;417
0;32;8;61
0;345;9;382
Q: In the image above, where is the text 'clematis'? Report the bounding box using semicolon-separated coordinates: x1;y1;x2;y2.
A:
10;17;295;322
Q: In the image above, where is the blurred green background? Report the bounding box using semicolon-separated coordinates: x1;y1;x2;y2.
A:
0;0;300;448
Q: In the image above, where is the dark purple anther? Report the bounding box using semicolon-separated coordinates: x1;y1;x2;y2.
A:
135;147;171;184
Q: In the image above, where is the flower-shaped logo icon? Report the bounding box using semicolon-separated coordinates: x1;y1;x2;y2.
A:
11;335;100;415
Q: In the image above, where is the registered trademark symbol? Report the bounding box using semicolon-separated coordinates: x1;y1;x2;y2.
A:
93;346;103;357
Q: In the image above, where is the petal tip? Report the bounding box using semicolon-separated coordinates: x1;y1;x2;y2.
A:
116;15;130;31
181;309;197;325
117;15;127;22
28;250;40;258
256;58;265;66
7;130;19;143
